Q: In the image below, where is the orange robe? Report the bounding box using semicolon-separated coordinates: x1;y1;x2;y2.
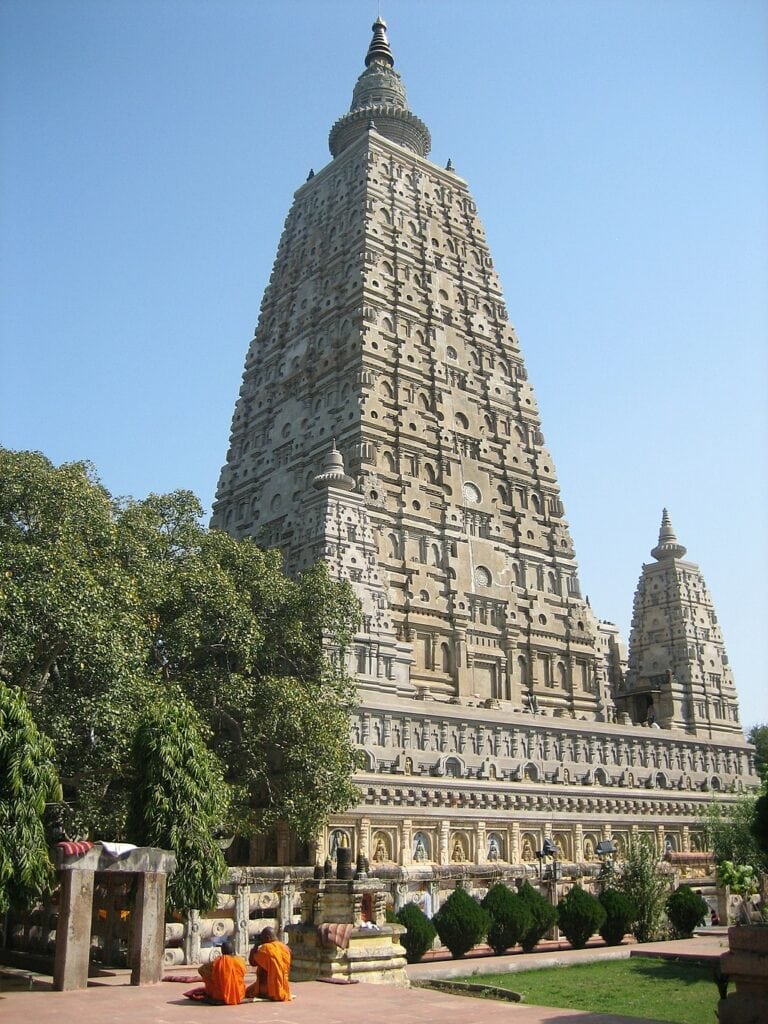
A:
249;940;291;1001
199;954;246;1005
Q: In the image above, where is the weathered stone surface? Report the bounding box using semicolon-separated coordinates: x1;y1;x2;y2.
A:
211;17;759;867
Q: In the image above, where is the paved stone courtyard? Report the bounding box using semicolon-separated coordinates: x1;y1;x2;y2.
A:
0;934;726;1024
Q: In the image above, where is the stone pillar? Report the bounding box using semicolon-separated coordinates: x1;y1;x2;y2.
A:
574;823;584;863
511;822;521;864
394;883;409;913
439;820;450;865
234;883;250;956
54;867;95;991
130;871;168;985
682;825;691;853
359;817;372;860
475;820;486;864
401;819;413;867
428;879;440;916
185;909;201;966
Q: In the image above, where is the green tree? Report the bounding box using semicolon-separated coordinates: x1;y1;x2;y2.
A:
665;885;708;939
481;883;532;954
0;682;62;913
598;888;636;946
127;697;230;912
432;887;490;958
557;884;606;949
517;879;558;953
0;448;362;851
701;796;767;874
616;837;670;942
751;790;768;860
748;724;768;782
395;902;437;963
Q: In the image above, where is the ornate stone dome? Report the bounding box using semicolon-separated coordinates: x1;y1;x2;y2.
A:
329;17;431;158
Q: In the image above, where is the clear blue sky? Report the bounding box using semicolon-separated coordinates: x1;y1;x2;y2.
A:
1;0;766;730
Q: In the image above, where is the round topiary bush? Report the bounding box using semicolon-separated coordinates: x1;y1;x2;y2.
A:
666;885;709;939
516;880;558;953
395;902;437;963
598;888;637;945
481;883;533;954
432;886;490;958
557;884;607;949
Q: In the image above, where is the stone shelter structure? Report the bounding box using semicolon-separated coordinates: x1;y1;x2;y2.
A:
211;19;758;869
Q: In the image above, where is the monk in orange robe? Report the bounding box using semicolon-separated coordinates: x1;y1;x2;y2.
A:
198;941;246;1005
246;927;292;1001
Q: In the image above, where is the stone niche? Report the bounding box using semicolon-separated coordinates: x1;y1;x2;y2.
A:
287;874;407;985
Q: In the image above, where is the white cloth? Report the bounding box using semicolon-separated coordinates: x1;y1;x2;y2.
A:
99;842;138;857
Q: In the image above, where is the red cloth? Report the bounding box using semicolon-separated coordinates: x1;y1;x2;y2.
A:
56;841;94;856
248;940;291;1001
318;922;353;949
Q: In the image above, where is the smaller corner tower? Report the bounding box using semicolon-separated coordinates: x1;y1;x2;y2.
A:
618;510;742;738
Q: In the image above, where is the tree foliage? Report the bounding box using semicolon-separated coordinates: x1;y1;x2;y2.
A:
0;682;62;913
127;698;230;912
0;448;362;865
432;887;490;958
598;888;636;946
395;902;437;963
701;796;767;875
481;882;532;954
616;837;670;943
665;885;708;939
748;724;768;782
516;879;558;953
557;884;606;949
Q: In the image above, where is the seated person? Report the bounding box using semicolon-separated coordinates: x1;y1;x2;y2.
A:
196;940;246;1005
246;926;291;1001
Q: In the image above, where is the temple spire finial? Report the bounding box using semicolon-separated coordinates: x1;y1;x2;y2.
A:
651;508;687;561
328;16;431;158
365;16;394;68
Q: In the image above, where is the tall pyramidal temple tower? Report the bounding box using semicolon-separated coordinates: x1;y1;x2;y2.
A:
213;20;757;868
212;18;609;716
617;510;742;739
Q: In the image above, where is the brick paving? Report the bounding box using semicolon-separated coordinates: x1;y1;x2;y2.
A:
0;934;727;1024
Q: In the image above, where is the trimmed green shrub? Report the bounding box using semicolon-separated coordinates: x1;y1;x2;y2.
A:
557;884;606;949
432;886;490;958
666;885;708;939
598;888;637;945
517;880;558;953
395;902;437;963
481;883;533;954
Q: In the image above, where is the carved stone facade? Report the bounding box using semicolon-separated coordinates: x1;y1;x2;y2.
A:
616;510;743;738
212;19;758;866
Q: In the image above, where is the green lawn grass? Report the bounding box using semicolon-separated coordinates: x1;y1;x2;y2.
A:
471;958;719;1024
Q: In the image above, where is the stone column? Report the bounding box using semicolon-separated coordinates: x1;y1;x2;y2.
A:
394;882;409;913
656;824;666;856
54;867;95;990
234;883;250;956
278;881;296;941
185;909;201;965
359;817;371;860
511;822;521;864
475;820;486;864
401;819;413;867
439;820;450;865
130;870;168;985
574;823;584;863
428;879;440;917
